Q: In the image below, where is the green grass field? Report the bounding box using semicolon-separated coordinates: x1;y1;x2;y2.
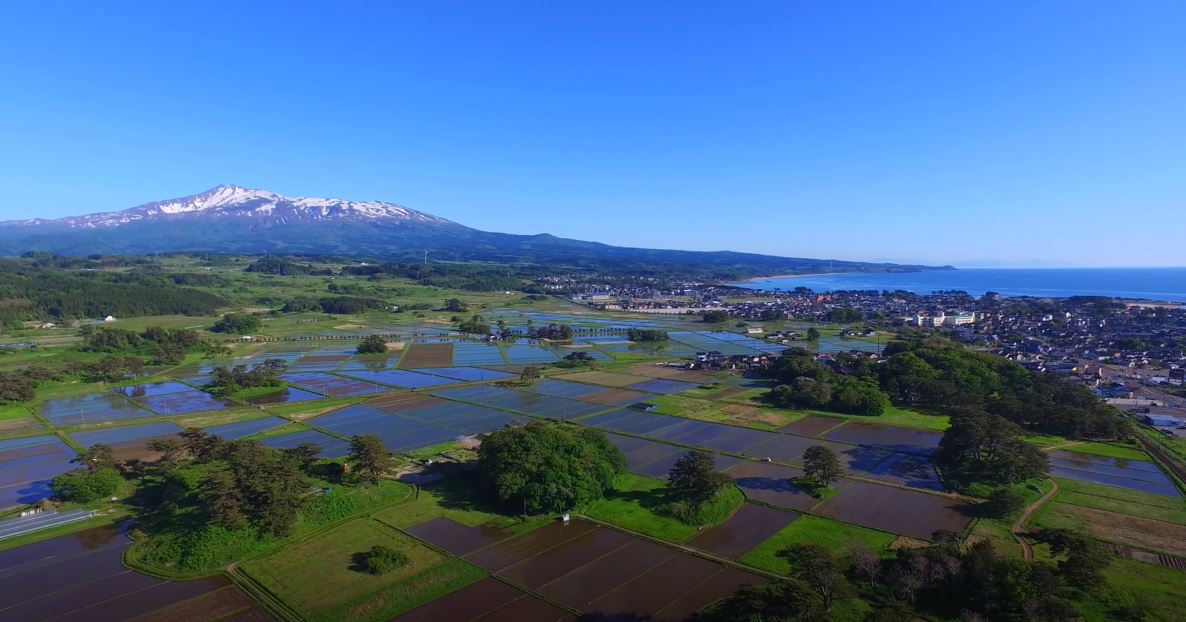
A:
1052;478;1186;525
738;515;896;574
1076;557;1186;622
1061;441;1149;461
241;518;484;622
372;475;541;535
584;473;744;542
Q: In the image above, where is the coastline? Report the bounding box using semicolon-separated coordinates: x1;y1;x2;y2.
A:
736;271;859;284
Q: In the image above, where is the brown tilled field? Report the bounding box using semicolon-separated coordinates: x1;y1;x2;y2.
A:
399;343;454;368
1047;503;1186;557
560;370;645;387
628;365;714;384
131;586;268;622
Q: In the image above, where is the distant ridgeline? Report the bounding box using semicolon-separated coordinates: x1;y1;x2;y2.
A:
0;185;944;280
0;255;225;326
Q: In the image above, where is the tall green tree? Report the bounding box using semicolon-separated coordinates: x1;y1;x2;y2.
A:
667;450;730;510
51;468;122;503
223;440;309;536
349;434;395;486
356;334;388;354
776;543;849;612
802;445;844;487
211;312;260;334
477;421;624;514
73;443;116;472
519;365;542;385
200;466;246;530
147;437;184;469
935;408;1049;486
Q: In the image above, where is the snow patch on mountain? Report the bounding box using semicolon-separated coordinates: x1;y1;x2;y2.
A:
1;185;456;229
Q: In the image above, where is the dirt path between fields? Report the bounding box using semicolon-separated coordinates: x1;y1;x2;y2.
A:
1013;479;1059;563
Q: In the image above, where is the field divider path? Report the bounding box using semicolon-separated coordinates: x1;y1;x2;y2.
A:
575;513;790;583
1012;479;1058;563
227;564;303;622
368;515;585;617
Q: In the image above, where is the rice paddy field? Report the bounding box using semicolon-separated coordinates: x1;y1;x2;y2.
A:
2;274;1184;622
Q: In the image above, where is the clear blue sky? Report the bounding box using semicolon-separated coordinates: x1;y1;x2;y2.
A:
1;1;1183;267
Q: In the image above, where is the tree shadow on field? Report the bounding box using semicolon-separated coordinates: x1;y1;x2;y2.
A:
605;486;673;516
349;550;370;574
425;465;517;516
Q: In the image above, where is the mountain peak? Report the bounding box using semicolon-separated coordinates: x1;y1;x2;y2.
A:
1;186;458;229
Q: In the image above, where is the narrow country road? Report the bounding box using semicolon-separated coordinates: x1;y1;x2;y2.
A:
1012;479;1058;563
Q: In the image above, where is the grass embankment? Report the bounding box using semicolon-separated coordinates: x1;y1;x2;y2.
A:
738;515;896;574
1076;558;1186;622
965;478;1054;559
240;518;484;622
373;475;545;536
129;479;411;575
584;473;744;543
1060;441;1150;461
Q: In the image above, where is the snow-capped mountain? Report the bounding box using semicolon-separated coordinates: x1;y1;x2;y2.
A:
0;185;939;275
6;185;455;229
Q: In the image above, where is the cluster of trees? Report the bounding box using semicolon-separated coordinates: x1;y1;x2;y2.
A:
76;355;146;382
457;315;491;335
702;310;730;323
211;312;261;334
360;545;411;575
168;272;222;287
205;359;288;397
341;262;521;292
80;325;212;364
528;323;574;340
0;366;60;403
711;530;1114;621
51;444;123;502
766;349;889;416
767;338;1124;442
934;408;1049;487
356;335;388;354
879;338;1124;438
0;259;226;324
163;432;314;536
442;298;468;312
1;355;166;404
555;351;596;368
281;295;384;314
244;256;332;276
626;328;668;342
477;421;624;513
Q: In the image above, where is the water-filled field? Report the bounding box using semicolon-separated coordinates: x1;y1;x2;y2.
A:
1048;450;1181;497
202;416;287;440
434;385;611;420
39;392;153;426
0;436;77;508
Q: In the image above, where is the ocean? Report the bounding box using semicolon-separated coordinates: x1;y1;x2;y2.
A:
733;268;1186;302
